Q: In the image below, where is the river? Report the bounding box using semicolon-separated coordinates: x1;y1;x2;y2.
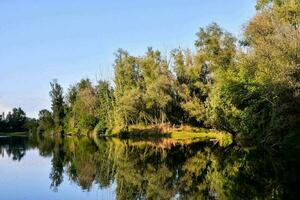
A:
0;134;298;199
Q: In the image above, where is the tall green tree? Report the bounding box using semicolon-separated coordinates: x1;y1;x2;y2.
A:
172;23;236;126
172;48;209;124
139;48;173;124
65;79;98;134
113;49;143;130
50;79;65;132
95;80;114;134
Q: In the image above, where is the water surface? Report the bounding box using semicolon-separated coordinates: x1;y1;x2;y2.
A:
0;134;298;199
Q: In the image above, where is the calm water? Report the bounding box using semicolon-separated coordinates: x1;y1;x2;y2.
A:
0;134;299;200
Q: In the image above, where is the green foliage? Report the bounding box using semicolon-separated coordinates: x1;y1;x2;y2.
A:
6;107;27;131
113;49;142;129
0;107;29;132
112;48;174;129
49;79;65;132
139;48;173;124
95;80;114;134
38;109;54;132
64;79;98;134
206;1;300;145
172;23;236;126
37;1;300;147
256;0;300;28
195;22;236;70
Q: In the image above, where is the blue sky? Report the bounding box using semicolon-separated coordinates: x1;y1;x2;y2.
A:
0;0;256;118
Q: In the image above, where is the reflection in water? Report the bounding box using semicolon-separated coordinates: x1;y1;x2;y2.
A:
0;134;299;199
0;135;33;161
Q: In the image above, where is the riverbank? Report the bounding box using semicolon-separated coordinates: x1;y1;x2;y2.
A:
55;124;233;147
117;124;233;147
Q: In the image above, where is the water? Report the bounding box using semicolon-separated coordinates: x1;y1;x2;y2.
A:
0;134;298;200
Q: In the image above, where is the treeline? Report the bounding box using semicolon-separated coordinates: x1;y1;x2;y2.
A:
0;107;37;133
39;0;300;145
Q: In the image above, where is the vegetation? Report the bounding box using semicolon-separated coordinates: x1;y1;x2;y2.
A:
38;0;300;147
49;79;65;133
1;1;299;199
0;107;37;133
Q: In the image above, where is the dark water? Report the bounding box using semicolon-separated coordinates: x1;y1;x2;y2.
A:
0;134;299;200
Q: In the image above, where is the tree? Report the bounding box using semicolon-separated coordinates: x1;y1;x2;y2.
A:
172;48;208;124
6;107;27;131
95;80;114;134
38;109;54;132
0;108;38;133
50;79;65;132
65;79;98;134
113;49;143;129
172;23;236;126
36;0;300;146
0;112;6;131
195;23;236;71
256;0;300;29
139;48;173;124
206;0;300;144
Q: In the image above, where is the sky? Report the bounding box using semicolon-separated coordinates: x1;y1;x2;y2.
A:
0;0;256;118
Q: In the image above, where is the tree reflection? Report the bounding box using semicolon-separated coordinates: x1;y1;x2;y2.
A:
2;134;298;199
0;136;31;161
49;136;65;191
45;136;300;199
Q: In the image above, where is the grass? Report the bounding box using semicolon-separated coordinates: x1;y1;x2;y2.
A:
169;130;233;147
121;124;233;147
